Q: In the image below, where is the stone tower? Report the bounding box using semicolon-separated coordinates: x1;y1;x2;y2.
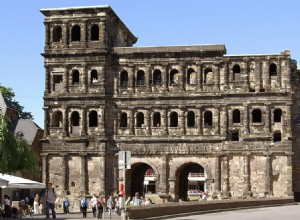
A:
41;5;297;205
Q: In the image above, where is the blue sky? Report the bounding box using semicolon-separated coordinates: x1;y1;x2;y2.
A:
0;0;299;128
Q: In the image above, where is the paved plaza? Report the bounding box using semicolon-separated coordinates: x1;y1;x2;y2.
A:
28;204;300;220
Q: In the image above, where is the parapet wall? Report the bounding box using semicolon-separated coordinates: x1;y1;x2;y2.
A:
127;198;295;219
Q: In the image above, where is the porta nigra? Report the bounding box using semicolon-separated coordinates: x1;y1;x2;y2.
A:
40;5;300;206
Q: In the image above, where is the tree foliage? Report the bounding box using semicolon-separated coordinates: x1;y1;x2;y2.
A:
0;112;39;174
0;84;34;119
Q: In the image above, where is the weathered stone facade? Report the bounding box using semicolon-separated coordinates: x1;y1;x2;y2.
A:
41;5;298;205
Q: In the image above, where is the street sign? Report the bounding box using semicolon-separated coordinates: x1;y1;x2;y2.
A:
118;151;131;169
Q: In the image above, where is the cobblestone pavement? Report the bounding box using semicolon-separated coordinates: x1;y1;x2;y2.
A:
30;211;122;220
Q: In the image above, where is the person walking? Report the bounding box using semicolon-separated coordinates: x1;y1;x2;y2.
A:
80;196;88;218
33;194;40;214
106;196;114;219
132;192;141;206
97;197;104;219
45;183;57;219
90;194;98;217
63;197;70;214
3;195;11;218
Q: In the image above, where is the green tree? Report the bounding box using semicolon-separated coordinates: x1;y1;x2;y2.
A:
0;112;39;174
0;84;33;119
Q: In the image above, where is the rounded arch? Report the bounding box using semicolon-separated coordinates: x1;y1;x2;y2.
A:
128;161;159;198
169;111;178;127
136;70;145;86
71;111;80;126
269;63;277;76
152;111;161;127
90;69;98;84
187;68;196;85
169;69;179;85
90;24;99;41
89;110;98;127
136;112;144;127
53;25;62;42
233;64;241;81
51;110;63;127
120;70;128;87
72;70;80;85
153;69;162;86
204;67;213;83
71;25;81;41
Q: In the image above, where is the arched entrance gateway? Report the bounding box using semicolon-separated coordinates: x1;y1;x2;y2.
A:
128;163;156;197
176;163;207;201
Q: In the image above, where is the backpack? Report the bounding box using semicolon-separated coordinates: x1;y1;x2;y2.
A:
64;200;70;207
82;199;88;207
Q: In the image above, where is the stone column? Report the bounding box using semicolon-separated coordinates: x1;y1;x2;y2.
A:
114;111;118;135
255;60;261;91
62;107;68;137
223;62;229;90
44;22;50;49
197;108;203;135
262;60;270;92
99;153;106;195
81;107;87;136
286;152;293;196
286;104;292;135
162;66;168;91
146;110;151;135
160;155;168;195
163;109;168;135
44;65;50;94
79;153;87;194
43;107;49;137
129;109;134;135
213;63;220;91
277;59;281;88
99;15;107;49
243;59;249;91
263;153;271;197
197;64;203;91
243;153;251;197
264;104;271;133
146;66;151;92
179;65;184;91
60;153;68;194
221;155;229;198
180;109;186;135
243;104;250;134
82;65;88;93
62;23;68;48
127;67;134;93
220;106;227;136
41;153;48;184
213;155;221;198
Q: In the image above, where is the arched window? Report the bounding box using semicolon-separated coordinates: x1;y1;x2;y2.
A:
273;132;281;142
270;63;277;76
72;70;80;85
91;24;99;41
274;109;282;123
136;70;145;86
52;111;62;127
71;25;81;41
153;69;162;85
170;112;178;127
204;68;213;84
136;112;144;127
89;111;98;127
90;69;98;84
204;111;213;127
170;69;179;85
71;111;80;126
153;112;161;127
120;112;128;127
53;26;62;42
233;65;241;81
187;68;196;85
232;109;241;123
252;109;262;123
120;70;128;87
187;111;195;127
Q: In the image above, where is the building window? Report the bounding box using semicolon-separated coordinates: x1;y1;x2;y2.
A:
120;71;128;87
89;111;98;127
153;69;162;86
187;111;195;127
90;69;98;84
274;109;282;123
170;112;178;127
120;113;128;127
91;24;99;41
270;63;277;76
231;131;239;141
233;64;241;81
204;111;213;127
232;109;241;123
53;75;63;92
136;70;145;86
153;112;161;127
204;68;213;84
71;25;81;41
252;109;262;123
71;111;80;126
52;111;62;127
136;112;144;128
170;69;179;85
72;70;80;85
187;68;196;85
53;26;62;42
273;132;281;142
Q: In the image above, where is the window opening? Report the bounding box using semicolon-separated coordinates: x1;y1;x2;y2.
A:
52;111;62;127
90;70;98;84
204;111;213;127
137;70;145;86
71;25;81;41
170;112;178;127
53;26;62;42
231;131;239;141
187;111;195;127
53;75;63;91
72;70;80;85
153;112;161;127
232;109;241;123
91;24;99;41
120;113;128;127
153;69;162;85
204;68;213;83
170;69;179;85
252;109;262;123
273;132;281;142
269;63;277;76
71;111;80;126
233;65;241;81
120;71;128;87
187;68;196;85
274;109;282;123
136;112;144;127
89;111;98;127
